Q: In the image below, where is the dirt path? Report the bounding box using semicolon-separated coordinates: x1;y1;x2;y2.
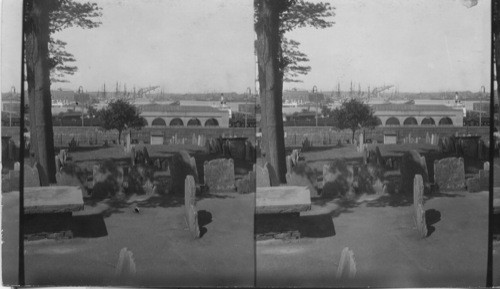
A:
3;191;255;287
256;191;488;287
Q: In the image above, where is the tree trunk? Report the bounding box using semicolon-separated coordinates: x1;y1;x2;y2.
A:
118;130;122;145
255;0;287;183
24;0;56;184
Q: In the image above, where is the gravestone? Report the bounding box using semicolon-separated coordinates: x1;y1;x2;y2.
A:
184;175;200;239
256;164;271;187
286;155;293;174
7;170;20;191
13;162;20;171
425;133;430;144
124;132;131;153
291;149;300;166
374;146;383;166
56;155;64;172
170;150;198;195
357;132;364;152
130;146;136;166
413;174;427;238
24;164;41;188
189;156;199;183
466;176;481;193
434;157;466;192
336;247;356;280
437;138;444;153
400;150;429;195
115;247;137;279
92;165;100;187
236;171;256;194
59;149;67;165
484;161;490;171
203;158;235;192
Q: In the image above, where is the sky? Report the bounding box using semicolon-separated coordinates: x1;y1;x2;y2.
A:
283;0;491;93
1;0;255;94
0;0;491;94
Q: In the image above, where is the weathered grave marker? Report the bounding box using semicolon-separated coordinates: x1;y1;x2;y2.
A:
256;164;270;187
434;157;466;192
184;175;200;238
413;174;427;238
115;247;137;279
24;164;41;188
484;161;490;171
13;162;20;171
336;247;356;280
203;158;235;192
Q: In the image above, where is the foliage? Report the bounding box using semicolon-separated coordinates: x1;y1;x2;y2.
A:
323;98;379;141
279;0;334;82
96;99;146;144
34;0;102;82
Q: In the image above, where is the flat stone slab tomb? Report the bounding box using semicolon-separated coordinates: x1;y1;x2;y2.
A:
22;186;84;240
255;186;311;240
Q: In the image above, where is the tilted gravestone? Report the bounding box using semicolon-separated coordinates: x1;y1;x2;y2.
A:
256;164;271;188
336;247;356;280
434;157;466;192
400;150;429;195
59;149;67;165
203;158;236;192
413;174;427;238
184;175;200;239
170;150;198;195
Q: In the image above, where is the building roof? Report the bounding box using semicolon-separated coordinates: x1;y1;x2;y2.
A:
371;103;457;112
138;104;223;113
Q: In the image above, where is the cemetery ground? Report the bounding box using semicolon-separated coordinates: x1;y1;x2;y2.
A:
2;143;255;286
256;143;488;287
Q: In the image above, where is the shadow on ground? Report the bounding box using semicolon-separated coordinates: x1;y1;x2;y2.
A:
299;214;336;238
425;208;441;237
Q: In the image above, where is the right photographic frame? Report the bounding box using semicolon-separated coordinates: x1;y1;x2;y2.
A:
254;0;493;287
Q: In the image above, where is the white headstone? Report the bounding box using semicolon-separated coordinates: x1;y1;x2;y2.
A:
13;162;20;171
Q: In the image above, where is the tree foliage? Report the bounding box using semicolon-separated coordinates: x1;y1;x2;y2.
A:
279;0;334;82
97;99;146;144
323;99;379;141
44;0;102;82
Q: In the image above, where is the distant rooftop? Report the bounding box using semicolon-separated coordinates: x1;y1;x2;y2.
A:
371;103;457;112
138;104;223;113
